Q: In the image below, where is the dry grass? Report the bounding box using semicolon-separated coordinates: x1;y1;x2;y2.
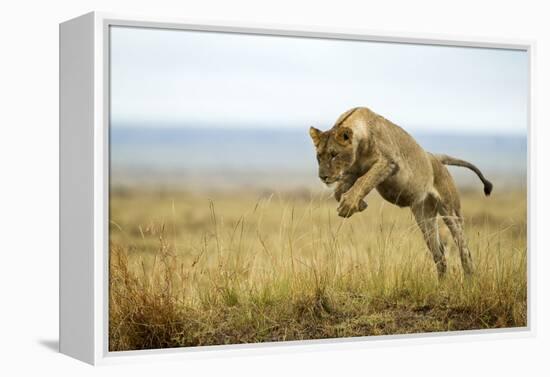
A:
109;188;527;351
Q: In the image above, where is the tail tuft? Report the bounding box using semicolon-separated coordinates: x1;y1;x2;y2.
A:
483;180;493;196
437;154;493;197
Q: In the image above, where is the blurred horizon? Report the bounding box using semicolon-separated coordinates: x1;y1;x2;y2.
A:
110;125;527;192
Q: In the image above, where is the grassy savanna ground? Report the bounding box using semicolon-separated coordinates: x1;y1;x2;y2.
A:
109;187;527;351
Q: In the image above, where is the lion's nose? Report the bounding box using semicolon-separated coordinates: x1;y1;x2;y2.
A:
319;175;329;182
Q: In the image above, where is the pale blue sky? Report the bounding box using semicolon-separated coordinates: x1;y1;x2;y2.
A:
110;26;528;134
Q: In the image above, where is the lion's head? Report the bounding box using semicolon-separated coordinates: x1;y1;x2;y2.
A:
309;126;355;185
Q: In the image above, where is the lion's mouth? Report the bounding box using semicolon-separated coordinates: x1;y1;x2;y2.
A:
322;177;338;185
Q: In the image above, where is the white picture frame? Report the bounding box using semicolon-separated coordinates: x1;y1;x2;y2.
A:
59;11;535;365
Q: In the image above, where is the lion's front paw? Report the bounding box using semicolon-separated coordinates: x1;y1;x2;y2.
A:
337;192;367;218
334;189;344;202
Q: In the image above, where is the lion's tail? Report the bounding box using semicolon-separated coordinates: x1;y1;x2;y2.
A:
435;154;493;196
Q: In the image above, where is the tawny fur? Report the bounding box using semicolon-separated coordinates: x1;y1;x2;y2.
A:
309;107;493;278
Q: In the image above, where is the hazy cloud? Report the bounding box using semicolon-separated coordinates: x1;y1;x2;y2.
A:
111;26;528;134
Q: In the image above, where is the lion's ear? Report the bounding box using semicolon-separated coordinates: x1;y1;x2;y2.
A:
309;126;322;148
335;127;353;145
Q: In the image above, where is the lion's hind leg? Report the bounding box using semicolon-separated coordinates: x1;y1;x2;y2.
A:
431;155;473;277
441;208;474;277
411;198;447;279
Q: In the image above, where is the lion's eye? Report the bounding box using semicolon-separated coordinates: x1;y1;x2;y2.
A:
330;152;338;160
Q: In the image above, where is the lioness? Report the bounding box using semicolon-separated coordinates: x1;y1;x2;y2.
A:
309;107;493;278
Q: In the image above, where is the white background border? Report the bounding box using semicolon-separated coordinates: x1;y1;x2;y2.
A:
1;0;548;375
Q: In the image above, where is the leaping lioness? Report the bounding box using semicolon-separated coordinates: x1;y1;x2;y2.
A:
309;107;493;278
